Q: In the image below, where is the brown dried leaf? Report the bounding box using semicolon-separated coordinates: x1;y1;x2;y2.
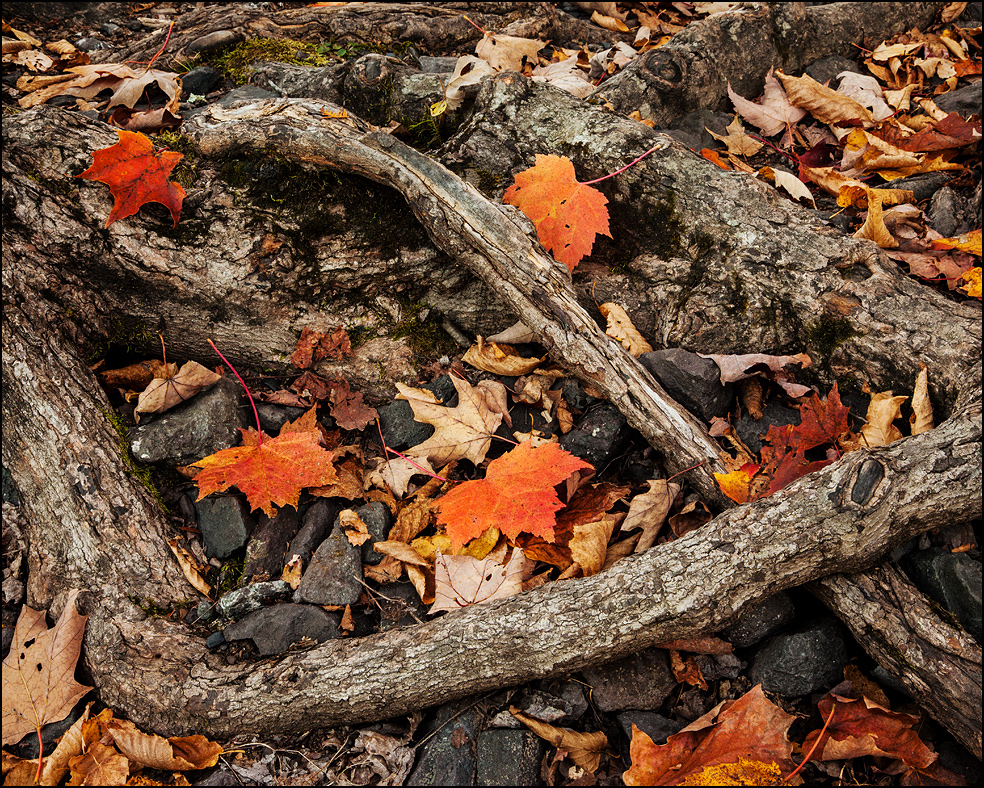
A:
860;391;907;447
510;706;608;772
463;336;543;375
339;509;371;546
600;303;653;356
109;725;222;771
2;589;92;747
134;361;221;423
430;549;525;613
909;364;934;435
569;515;619;576
166;538;211;598
623;480;680;553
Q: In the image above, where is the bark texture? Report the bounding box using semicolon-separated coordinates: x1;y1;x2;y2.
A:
2;0;981;753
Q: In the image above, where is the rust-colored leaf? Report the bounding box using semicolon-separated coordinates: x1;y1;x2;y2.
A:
193;428;337;517
290;326;352;369
503;154;612;271
76;130;185;227
510;706;608;772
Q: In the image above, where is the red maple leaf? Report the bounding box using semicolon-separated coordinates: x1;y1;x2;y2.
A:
194;427;337;517
503;154;612;271
76;130;185;227
760;382;851;495
436;440;592;550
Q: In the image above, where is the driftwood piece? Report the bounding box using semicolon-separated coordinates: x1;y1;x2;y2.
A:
811;567;983;759
596;2;945;121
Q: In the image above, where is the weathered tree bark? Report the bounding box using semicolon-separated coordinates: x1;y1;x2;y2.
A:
811;567;983;759
2;0;981;753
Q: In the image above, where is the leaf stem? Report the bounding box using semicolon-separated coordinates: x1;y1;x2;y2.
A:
208;339;263;447
374;418;449;483
579;141;667;185
462;14;488;36
783;702;836;782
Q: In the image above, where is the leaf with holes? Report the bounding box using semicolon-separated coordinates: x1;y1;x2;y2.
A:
76;130;185;227
2;589;92;749
503;154;611;271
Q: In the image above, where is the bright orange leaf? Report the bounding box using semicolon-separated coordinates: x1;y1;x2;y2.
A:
194;427;337;517
503;154;612;271
436;440;592;550
76;130;185;227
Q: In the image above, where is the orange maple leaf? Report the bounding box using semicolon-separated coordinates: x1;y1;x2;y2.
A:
194;428;337;517
436;440;592;550
76;130;185;227
503;154;612;271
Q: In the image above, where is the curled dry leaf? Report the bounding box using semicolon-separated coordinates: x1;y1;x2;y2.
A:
475;32;544;72
134;361;221;423
167;538;211;598
109;725;222;771
463;336;544;375
366;455;437;499
622;480;680;553
339;509;371;546
600;303;653;356
909;364;934;435
510;706;609;772
569;514;619;576
486;320;537;344
728;68;807;137
860;391;907;447
443;55;496;110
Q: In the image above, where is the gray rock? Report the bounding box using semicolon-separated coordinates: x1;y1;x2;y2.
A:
665;109;732;151
476;729;546;787
616;711;682;746
883;172;951;203
196;495;252;559
181;65;222;98
724;591;795;648
934;82;983;118
215;580;292;621
407;699;484;786
515;689;571;724
806;55;861;87
927;186;960;238
695;652;744;681
749;617;848;696
287;498;340;565
294;518;363;606
185;30;242;57
417;56;459;73
129;376;247;465
223;603;340;656
358;501;393;566
377;581;428;630
580;649;675;712
733;398;800;455
243;507;301;582
255;403;306;435
639;349;734;423
559;402;629;471
905;548;982;643
216;85;277;108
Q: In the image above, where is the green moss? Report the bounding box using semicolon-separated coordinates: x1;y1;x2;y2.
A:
405;113;443;150
641;189;685;260
155;130;199;189
213;556;247;595
212;37;335;85
804;314;858;359
102;409;169;510
388;297;456;359
88;317;156;363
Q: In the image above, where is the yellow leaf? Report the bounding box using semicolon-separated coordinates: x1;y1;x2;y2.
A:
679;756;785;786
957;266;981;298
600;303;654;356
860;391;907;447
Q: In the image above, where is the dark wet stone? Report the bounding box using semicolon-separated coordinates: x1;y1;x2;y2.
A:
243;507;301;583
223;603;340;656
616;711;682;746
749;617;848;696
639;348;734;422
181;65;222;98
287;498;341;565
905;547;982;643
129;376;247;465
357;501;393;566
475;728;546;787
724;591;795;648
580;648;675;712
406;699;485;786
294;518;363;606
559;402;629;470
196;495;252;560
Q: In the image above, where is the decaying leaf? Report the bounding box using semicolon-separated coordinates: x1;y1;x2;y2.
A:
510;706;608;772
475;31;544;72
290;326;352;369
623;685;800;786
600;303;654;356
430;548;525;612
728;68;807;137
699;351;812;397
909;364;934;435
366;455;437;499
2;590;93;748
860;390;907;447
134;361;221;423
339;509;372;546
76;129;185;227
328;378;378;430
569;515;619;576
